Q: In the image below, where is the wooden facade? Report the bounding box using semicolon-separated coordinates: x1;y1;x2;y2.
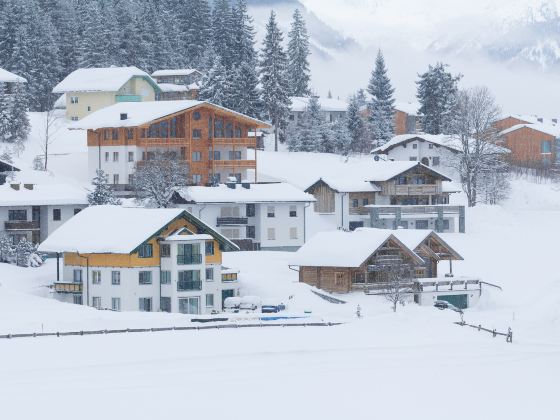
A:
493;116;530;132
499;126;556;167
87;103;269;186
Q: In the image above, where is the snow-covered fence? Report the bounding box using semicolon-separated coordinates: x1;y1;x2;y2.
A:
454;321;513;343
0;322;342;341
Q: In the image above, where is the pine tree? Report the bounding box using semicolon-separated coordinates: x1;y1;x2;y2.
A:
198;56;230;107
288;95;323;152
231;0;257;67
229;62;262;118
0;234;14;263
4;82;30;146
76;1;109;68
212;0;235;69
87;169;122;206
260;11;291;152
346;95;367;153
332;118;352;155
416;62;462;135
14;237;36;267
367;50;395;147
183;0;213;67
287;8;311;97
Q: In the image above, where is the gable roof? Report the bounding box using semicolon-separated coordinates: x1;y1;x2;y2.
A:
157;83;189;93
174;182;315;204
38;205;238;254
152;69;202;77
290;228;424;268
0;183;87;206
70;100;270;130
52;66;160;93
0;68;27;83
388;229;463;260
372;134;463;154
290;96;348;113
499;123;560;138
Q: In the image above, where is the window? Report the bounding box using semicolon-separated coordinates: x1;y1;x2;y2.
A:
429;143;434;149
192;151;202;161
113;152;119;162
111;271;121;285
209;150;221;160
128;151;134;162
246;203;256;217
177;243;202;264
246;225;255;239
178;297;199;314
220;206;240;217
111;298;121;311
73;269;83;283
126;128;134;140
289;205;297;217
267;228;276;240
92;296;101;309
267;206;275;217
160;297;171;312
206;267;214;281
335;272;344;286
53;208;61;221
8;210;26;221
139;297;152;312
92;270;101;284
228;150;242;160
542;140;552;153
206;294;214;307
352;199;359;208
192;129;201;139
160;270;171;284
105;152;109;162
362;198;369;206
138;243;153;258
87;106;91;112
70;96;78;104
352;272;365;284
397;176;407;185
205;241;214;256
177;270;202;291
73;295;83;305
112;129;119;140
113;174;119;184
221;228;240;239
71;116;79;121
193;111;201;120
442;219;450;230
409;157;417;161
104;130;110;141
289;114;295;121
139;271;152;285
415;220;429;229
413;143;418;149
432;156;440;166
128;174;134;185
235;126;242;138
192;174;202;184
160;244;170;257
74;208;81;215
289;227;298;240
160;121;168;138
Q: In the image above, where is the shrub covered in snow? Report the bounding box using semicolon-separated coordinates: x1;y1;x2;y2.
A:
0;235;43;267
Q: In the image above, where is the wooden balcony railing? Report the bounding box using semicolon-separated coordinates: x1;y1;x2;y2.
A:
212;137;257;147
137;137;189;147
393;184;441;195
213;159;256;168
53;282;83;293
4;220;40;231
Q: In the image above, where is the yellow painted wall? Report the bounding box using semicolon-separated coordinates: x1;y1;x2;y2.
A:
64;216;223;268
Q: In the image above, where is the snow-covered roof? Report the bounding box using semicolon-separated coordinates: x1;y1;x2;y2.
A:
499;113;559;126
54;93;66;109
290;96;348;113
312;177;381;193
71;100;270;130
52;66;158;93
0;68;27;83
394;101;419;116
499;123;560;138
157;83;189;93
389;228;463;260
152;69;201;77
164;228;213;242
372;134;463;154
0;183;87;206
175;182;315;204
38;205;238;254
290;229;423;268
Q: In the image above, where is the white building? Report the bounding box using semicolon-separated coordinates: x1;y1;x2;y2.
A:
0;182;87;244
38;206;240;314
172;181;316;251
287;96;348;131
151;69;203;100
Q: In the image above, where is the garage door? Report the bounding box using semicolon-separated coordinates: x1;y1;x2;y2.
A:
437;294;468;309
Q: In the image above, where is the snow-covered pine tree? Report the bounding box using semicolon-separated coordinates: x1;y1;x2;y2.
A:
287;8;311;97
184;0;213;67
346;95;367;153
332;117;352;155
229;62;262;118
0;234;14;263
288;95;324;152
198;56;230;107
212;0;235;69
231;0;257;67
14;237;36;267
260;11;291;152
76;1;109;68
4;82;30;147
416;62;462;135
87;169;122;206
367;50;395;147
0;84;9;143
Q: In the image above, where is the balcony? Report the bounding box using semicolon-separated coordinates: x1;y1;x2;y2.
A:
394;184;440;195
177;254;202;265
115;94;142;102
4;220;40;231
222;273;238;282
213;159;256;168
177;280;202;292
137;137;188;147
53;282;82;293
216;217;248;226
212;137;257;147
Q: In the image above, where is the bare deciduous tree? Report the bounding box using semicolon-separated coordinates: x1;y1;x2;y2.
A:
382;263;414;313
449;86;510;207
133;151;189;208
39;107;62;171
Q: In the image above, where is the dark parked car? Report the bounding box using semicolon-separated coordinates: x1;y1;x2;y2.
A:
434;300;463;313
261;302;286;313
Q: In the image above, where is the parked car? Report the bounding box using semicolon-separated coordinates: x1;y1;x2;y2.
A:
239;296;262;312
223;297;242;313
261;299;286;313
434;300;463;313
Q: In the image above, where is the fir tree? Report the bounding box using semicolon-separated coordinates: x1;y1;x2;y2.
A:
287;8;311;97
231;0;257;67
229;62;262;118
198;56;230;107
346;95;367;153
75;1;109;68
87;169;122;206
212;0;235;69
288;95;323;152
184;0;213;67
0;234;14;263
4;82;30;146
332;118;352;155
367;50;395;147
260;11;291;152
14;237;36;267
416;62;462;135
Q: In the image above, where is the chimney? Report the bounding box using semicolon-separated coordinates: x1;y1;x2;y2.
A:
120;113;128;120
537;117;543;123
23;183;34;190
10;183;20;190
242;182;251;189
